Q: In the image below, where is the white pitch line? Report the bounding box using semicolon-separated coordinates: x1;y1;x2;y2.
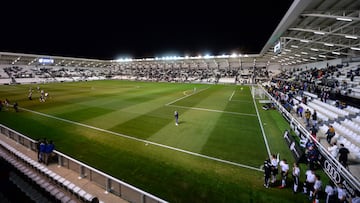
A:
251;87;271;158
229;90;235;101
165;87;210;106
168;104;257;117
230;99;252;103
19;107;262;172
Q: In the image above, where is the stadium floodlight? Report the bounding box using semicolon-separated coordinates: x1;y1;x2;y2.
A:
345;35;358;39
336;17;352;22
319;55;326;58
332;51;340;55
350;47;360;51
310;48;319;51
310;57;317;60
283;49;291;52
230;53;237;58
301;52;308;55
300;39;309;43
302;58;309;61
324;43;334;47
314;31;325;35
291;45;299;48
204;54;213;59
294;54;301;57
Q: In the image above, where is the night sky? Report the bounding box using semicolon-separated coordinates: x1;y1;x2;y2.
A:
0;0;294;60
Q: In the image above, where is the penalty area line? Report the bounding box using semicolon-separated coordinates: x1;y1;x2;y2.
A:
165;87;210;106
167;104;257;117
229;90;235;101
19;107;262;172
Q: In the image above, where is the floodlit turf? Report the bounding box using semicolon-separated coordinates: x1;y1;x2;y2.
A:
0;80;316;202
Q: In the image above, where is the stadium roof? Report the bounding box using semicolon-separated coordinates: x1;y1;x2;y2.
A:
263;0;360;65
0;0;359;67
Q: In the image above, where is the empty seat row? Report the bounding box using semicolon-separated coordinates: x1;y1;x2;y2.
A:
344;105;360;114
342;119;360;134
332;122;360;146
0;139;95;203
312;99;349;117
0;148;75;203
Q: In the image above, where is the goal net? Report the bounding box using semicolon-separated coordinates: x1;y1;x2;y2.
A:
251;86;265;99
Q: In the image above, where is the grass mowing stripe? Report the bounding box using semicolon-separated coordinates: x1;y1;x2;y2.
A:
19;107;263;172
167;104;257;117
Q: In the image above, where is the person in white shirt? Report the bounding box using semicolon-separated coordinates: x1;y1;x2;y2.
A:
310;174;322;203
279;159;289;188
324;181;336;203
292;162;300;193
303;169;316;195
328;142;338;158
270;154;279;184
337;184;347;203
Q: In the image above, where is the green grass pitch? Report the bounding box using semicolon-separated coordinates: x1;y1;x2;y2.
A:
0;80;315;202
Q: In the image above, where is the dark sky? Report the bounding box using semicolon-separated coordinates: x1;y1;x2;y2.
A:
0;1;294;60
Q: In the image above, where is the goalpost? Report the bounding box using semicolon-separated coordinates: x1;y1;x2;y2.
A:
251;85;265;100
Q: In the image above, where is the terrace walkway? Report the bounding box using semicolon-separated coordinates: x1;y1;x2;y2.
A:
288;105;360;181
0;132;128;203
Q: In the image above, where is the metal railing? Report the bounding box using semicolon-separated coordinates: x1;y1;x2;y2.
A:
0;124;168;203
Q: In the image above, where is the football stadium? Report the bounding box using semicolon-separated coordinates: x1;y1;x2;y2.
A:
0;0;360;203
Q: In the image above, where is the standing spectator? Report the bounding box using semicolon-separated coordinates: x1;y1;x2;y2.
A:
39;139;46;163
325;125;336;144
338;144;350;168
44;140;55;165
328;142;338;158
310;125;318;141
35;139;41;162
263;157;272;188
305;109;311;127
297;106;304;118
292;162;300;193
174;111;179;126
312;110;318;127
